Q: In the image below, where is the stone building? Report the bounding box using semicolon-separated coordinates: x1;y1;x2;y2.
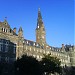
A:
0;39;16;62
0;9;75;66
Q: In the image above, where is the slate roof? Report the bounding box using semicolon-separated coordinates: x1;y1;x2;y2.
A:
24;39;44;49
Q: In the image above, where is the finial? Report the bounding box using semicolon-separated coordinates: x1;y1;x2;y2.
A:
4;17;8;25
19;26;23;32
5;17;7;20
38;8;40;11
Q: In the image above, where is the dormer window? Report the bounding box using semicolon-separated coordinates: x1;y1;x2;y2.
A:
29;43;30;46
2;28;5;32
2;28;4;32
5;29;6;32
27;41;28;44
4;29;5;32
2;28;8;33
36;44;39;46
6;29;7;32
33;43;35;46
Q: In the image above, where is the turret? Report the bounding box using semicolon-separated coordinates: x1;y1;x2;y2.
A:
13;27;16;33
18;27;23;38
3;17;8;25
17;27;24;58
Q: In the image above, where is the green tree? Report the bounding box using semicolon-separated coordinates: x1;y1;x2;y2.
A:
14;55;43;75
40;54;62;75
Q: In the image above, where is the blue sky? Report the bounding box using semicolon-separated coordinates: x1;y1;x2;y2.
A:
0;0;74;47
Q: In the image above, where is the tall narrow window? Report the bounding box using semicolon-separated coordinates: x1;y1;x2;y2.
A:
2;28;4;32
6;29;7;32
2;28;3;31
5;45;8;52
27;41;28;44
0;44;1;51
1;45;3;51
4;28;5;32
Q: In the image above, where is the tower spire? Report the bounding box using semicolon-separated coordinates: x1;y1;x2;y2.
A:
18;26;23;38
3;17;9;25
36;8;43;30
36;8;46;46
38;8;42;21
18;26;23;32
38;8;40;11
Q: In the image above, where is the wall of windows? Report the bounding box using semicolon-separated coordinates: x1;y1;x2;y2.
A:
0;39;16;63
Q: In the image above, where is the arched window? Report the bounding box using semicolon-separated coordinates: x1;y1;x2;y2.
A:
10;29;12;33
4;28;5;32
2;28;4;32
6;29;7;32
2;28;3;31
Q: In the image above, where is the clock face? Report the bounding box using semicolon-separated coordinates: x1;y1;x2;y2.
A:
38;25;39;28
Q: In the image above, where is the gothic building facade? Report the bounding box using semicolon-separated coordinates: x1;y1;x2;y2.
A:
0;9;75;66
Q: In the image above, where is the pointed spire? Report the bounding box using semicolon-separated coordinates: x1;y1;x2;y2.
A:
38;8;40;10
38;8;42;20
18;26;23;38
18;27;23;32
36;8;46;45
3;17;8;25
4;17;7;22
36;8;43;30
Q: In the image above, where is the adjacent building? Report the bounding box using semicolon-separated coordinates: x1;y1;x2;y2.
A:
0;39;16;63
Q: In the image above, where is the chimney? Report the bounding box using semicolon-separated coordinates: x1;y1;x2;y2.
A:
62;44;64;49
13;28;16;33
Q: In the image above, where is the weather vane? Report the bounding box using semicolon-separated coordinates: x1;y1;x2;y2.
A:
5;17;7;20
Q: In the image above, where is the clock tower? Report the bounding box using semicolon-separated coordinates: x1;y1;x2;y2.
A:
36;8;46;46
